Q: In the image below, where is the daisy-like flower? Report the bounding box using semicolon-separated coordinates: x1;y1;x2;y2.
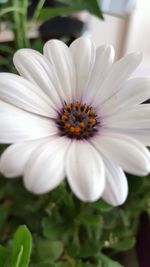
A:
0;37;150;206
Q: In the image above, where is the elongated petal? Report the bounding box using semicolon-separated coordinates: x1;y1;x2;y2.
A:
105;104;150;129
93;52;142;107
0;139;46;177
102;158;128;206
13;49;63;107
44;39;75;102
92;133;150;176
101;77;150;115
117;77;150;108
24;137;70;194
0;101;57;143
121;129;150;146
85;45;115;103
66;141;105;202
70;37;96;100
0;73;56;117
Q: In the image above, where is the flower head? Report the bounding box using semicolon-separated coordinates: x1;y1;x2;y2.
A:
0;37;150;206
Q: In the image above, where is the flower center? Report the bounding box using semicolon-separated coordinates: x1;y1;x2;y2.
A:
56;102;100;139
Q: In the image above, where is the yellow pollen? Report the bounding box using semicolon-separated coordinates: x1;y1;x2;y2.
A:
70;127;75;133
88;118;96;124
65;122;71;128
89;110;95;116
61;114;68;121
66;103;71;111
79;122;85;128
74;126;81;133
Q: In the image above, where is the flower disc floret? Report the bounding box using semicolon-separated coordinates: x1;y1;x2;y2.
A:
56;102;99;139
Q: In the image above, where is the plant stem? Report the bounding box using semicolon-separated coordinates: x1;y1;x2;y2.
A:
31;0;46;29
12;0;30;49
12;0;23;49
21;0;30;47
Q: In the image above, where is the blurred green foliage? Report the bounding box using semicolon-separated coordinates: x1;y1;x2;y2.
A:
0;0;103;72
0;172;149;266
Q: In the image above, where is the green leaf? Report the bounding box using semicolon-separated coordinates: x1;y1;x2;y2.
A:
0;245;9;267
11;225;32;267
74;0;104;19
111;237;136;251
112;227;132;238
42;218;67;240
0;7;23;18
80;214;102;225
37;239;64;261
39;0;103;21
91;200;113;212
99;253;123;267
39;7;76;21
57;0;104;19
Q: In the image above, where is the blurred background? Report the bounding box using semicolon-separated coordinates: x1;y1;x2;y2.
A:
0;0;150;68
1;0;150;67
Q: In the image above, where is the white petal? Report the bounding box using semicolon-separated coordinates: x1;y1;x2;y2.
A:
24;137;70;194
101;77;150;116
13;49;62;107
0;100;57;143
69;37;96;100
93;52;142;107
105;104;150;129
66;141;105;202
44;39;75;102
116;77;150;108
85;44;115;103
92;133;150;176
121;129;150;146
0;73;56;117
102;158;128;206
0;139;45;177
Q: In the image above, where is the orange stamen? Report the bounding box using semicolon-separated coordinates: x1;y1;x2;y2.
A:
65;122;71;128
89;110;95;116
88;118;96;124
74;126;81;133
61;114;68;121
70;127;75;133
66;103;71;111
79;122;85;128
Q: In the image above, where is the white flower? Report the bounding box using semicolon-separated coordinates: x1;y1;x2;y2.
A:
0;37;150;206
